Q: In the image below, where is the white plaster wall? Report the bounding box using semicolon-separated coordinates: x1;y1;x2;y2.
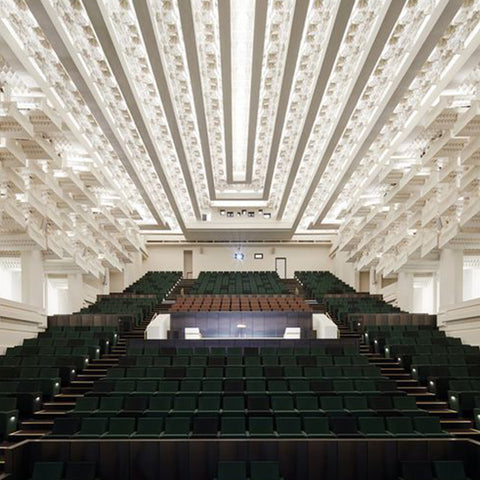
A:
437;297;480;346
143;244;334;278
0;266;21;302
332;251;358;289
0;298;47;354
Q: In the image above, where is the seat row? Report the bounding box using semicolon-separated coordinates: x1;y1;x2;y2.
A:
69;394;423;418
412;361;480;383
0;355;88;371
170;295;311;313
125;346;359;355
49;414;448;439
107;365;382;380
88;378;401;396
119;354;369;367
386;344;477;358
6;346;100;360
0;370;61;397
124;271;182;300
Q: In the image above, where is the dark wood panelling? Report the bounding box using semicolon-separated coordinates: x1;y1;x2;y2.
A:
6;439;480;480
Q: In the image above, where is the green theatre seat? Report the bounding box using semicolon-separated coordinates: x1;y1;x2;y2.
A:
433;461;470;480
215;462;247;480
220;417;246;437
29;462;64;480
0;397;18;439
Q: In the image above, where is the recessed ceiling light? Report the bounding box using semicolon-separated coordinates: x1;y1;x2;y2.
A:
234;252;245;261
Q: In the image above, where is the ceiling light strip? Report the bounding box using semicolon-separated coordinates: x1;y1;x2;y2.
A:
0;1;161;228
248;0;296;192
145;0;212;215
190;0;228;191
277;0;391;221
298;0;454;230
230;0;256;182
264;0;339;206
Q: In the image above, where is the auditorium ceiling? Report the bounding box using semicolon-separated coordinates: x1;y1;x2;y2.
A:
2;0;480;274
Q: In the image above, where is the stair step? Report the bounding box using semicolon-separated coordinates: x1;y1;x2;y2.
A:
54;394;84;401
34;410;68;417
448;429;480;436
9;431;48;440
407;392;436;398
427;409;458;417
21;420;54;429
43;402;75;409
441;418;472;427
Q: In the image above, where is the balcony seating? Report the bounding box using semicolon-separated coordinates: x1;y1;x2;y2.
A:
170;295;311;313
191;272;287;295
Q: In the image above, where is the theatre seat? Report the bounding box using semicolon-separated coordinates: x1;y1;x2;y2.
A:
0;397;18;439
276;417;304;437
329;417;362;437
248;417;274;437
104;417;135;438
133;418;163;438
48;418;80;438
220;417;246;437
75;418;108;438
163;417;191;437
303;417;333;438
250;461;283;480
358;417;392;438
400;461;434;480
216;462;247;480
433;461;470;480
29;461;64;480
413;416;450;437
64;462;98;480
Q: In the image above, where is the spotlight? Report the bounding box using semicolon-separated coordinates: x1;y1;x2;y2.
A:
263;212;271;219
248;211;255;217
227;211;234;217
220;209;226;215
234;252;245;261
241;209;247;215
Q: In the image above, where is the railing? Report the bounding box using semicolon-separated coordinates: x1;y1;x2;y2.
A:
438;297;480;346
0;297;47;354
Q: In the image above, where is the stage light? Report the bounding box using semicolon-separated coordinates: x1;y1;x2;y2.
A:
234;252;245;261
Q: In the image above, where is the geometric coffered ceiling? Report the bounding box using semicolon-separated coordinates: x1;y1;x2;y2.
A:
2;0;480;248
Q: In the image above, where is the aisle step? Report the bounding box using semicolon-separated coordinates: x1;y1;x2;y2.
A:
8;431;47;440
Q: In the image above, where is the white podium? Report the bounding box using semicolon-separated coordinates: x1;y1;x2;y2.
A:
312;313;338;339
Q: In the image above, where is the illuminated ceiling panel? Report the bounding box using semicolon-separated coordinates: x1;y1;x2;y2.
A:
0;0;479;249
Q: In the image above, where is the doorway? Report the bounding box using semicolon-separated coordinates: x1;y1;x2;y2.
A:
275;257;287;279
183;250;193;279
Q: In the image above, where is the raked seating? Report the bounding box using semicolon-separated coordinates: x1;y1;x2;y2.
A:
191;272;287;295
170;295;311;312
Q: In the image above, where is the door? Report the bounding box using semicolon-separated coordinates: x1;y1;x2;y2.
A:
183;250;193;279
275;257;287;279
